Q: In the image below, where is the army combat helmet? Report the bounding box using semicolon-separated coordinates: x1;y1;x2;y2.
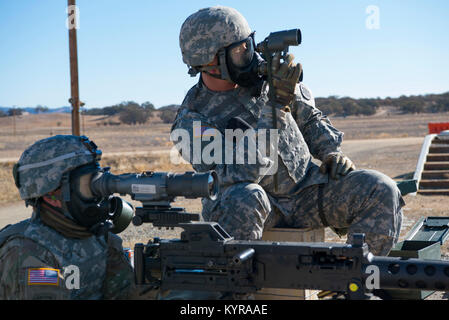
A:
180;6;263;87
13;135;101;202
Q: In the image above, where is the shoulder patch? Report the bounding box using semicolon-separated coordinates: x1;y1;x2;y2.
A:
300;83;311;101
28;268;60;286
295;83;315;108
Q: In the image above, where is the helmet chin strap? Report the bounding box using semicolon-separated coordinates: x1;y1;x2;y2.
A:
193;48;234;82
217;49;232;82
61;172;72;202
202;70;222;80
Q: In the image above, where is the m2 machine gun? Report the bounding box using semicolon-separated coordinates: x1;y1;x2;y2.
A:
90;170;449;300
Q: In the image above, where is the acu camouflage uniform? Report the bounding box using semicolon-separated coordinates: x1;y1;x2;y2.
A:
0;217;135;300
171;80;404;256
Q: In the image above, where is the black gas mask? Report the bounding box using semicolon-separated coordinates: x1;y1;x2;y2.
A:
63;163;133;234
224;33;264;88
202;33;264;88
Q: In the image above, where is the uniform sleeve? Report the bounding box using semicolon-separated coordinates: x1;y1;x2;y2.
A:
171;107;274;187
0;237;68;300
102;234;136;299
102;234;158;300
292;84;344;161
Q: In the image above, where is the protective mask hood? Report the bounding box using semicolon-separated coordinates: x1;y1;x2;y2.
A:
63;164;133;234
197;34;264;88
224;34;264;88
226;51;264;88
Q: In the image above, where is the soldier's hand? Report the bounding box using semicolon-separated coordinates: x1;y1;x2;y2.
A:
271;52;302;106
319;152;356;180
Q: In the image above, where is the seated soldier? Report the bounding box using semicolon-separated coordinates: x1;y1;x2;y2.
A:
172;6;405;256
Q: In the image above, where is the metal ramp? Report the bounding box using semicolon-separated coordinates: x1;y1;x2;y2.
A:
414;131;449;195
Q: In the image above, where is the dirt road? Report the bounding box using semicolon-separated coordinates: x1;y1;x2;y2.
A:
0;201;32;228
339;137;424;178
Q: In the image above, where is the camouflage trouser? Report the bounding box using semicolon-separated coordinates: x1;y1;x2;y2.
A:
202;169;404;256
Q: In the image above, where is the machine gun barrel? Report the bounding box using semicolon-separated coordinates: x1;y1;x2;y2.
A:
365;256;449;292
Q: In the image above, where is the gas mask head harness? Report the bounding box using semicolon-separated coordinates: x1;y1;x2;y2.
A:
196;32;264;88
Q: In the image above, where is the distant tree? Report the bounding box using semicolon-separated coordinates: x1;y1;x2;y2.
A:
159;104;180;111
8;108;22;116
35;105;49;113
0;110;7;117
119;105;151;125
83;101;156;117
82;108;103;115
399;100;425;114
160;109;177;124
103;105;123;116
141;101;155;111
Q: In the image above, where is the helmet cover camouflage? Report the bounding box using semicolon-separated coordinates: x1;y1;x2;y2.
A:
14;135;101;200
179;6;252;67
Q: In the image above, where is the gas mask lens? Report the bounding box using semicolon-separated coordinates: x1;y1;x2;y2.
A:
77;173;95;200
224;33;263;88
227;36;255;68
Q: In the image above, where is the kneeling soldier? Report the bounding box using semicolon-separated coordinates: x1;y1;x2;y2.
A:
0;135;137;299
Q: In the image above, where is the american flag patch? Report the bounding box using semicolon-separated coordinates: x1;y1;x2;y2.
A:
28;268;59;286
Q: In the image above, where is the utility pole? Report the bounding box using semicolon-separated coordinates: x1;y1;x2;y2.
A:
82;108;85;134
12;108;16;137
67;0;80;136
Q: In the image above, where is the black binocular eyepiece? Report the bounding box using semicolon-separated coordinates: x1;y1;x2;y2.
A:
256;28;301;53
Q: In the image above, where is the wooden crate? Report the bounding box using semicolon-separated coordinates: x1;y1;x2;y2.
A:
254;227;325;300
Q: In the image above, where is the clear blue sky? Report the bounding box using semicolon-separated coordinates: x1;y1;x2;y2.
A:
0;0;448;109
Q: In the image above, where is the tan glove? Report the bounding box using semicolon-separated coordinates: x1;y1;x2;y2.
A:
271;52;302;106
319;152;356;180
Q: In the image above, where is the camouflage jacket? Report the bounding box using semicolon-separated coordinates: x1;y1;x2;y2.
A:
171;80;343;200
0;215;135;300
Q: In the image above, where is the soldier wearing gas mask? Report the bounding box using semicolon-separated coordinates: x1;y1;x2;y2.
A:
0;135;137;299
172;6;404;256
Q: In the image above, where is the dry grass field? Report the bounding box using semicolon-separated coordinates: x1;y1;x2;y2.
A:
0;113;172;160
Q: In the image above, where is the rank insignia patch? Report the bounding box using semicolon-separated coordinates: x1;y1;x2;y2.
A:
300;83;311;101
28;268;60;286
